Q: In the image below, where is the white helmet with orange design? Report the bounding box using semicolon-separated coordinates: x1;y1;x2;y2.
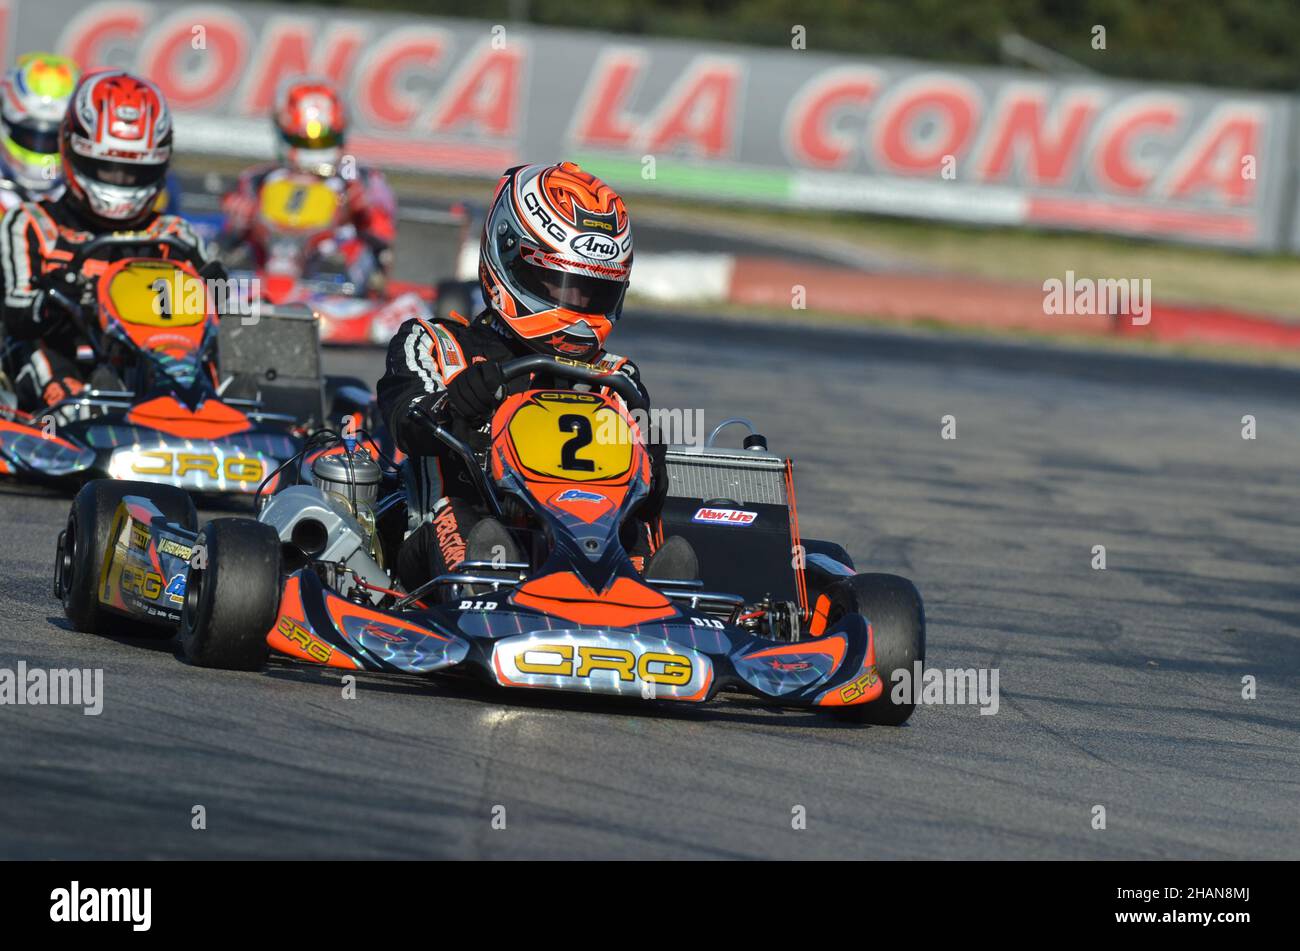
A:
479;161;632;362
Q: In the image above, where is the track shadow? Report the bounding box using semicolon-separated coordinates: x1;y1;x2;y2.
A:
43;615;179;655
0;482;70;502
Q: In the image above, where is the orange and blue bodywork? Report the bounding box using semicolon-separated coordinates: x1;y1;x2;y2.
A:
0;256;299;494
83;382;883;713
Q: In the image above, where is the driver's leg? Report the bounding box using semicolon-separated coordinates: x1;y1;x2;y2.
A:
397;494;482;592
13;342;84;417
397;454;481;591
624;517;699;581
0;330;15;410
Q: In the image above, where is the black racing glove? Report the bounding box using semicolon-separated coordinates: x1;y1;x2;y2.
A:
398;392;444;456
446;360;506;426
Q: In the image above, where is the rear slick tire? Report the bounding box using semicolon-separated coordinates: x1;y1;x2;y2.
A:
61;479;197;638
826;573;925;726
180;518;282;671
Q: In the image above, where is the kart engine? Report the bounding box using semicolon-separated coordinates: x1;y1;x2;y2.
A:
255;446;391;604
310;447;383;564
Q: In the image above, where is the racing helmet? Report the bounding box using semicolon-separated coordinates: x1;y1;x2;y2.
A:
61;70;172;226
0;52;79;195
274;78;346;176
480;161;632;361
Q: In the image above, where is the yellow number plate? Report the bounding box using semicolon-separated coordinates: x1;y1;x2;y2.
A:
507;394;633;482
106;261;207;328
259;179;339;231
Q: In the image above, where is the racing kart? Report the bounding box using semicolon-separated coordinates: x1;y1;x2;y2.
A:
224;171;460;345
54;356;925;724
0;233;368;496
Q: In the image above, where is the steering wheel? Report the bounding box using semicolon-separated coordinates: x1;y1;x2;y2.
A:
497;354;648;412
39;233;226;323
63;233;215;273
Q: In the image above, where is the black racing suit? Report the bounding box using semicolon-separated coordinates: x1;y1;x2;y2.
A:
0;192;215;412
376;311;666;590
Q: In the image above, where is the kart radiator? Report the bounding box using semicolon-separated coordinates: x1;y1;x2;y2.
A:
664;447;789;505
662;446;798;604
218;304;325;428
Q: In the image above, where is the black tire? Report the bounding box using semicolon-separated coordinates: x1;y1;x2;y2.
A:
826;573;925;726
433;279;474;322
179;518;281;671
61;479;198;637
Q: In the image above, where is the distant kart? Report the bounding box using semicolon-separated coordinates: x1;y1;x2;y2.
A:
0;233;369;497
226;171;473;345
250;269;440;347
55;355;924;724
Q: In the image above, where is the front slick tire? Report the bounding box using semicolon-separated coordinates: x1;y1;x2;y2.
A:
180;518;282;671
827;573;925;726
62;479;197;637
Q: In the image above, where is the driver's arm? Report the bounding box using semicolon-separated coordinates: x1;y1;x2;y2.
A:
0;205;56;341
348;169;397;253
377;317;500;456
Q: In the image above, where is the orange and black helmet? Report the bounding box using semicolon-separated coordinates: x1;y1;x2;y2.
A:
479;162;632;361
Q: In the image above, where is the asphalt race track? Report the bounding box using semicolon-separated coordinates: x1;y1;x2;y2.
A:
2;207;1298;857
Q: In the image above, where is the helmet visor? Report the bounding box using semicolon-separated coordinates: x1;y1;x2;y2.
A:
77;156;167;188
282;130;343;151
508;247;626;317
8;122;60;156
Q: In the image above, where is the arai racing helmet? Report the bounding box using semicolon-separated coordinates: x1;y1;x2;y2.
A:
0;52;79;195
480;162;632;361
61;70;172;226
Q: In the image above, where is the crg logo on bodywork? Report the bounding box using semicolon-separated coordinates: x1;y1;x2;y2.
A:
493;632;710;700
109;447;267;490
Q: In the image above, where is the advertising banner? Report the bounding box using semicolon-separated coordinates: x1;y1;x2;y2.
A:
1;0;1293;250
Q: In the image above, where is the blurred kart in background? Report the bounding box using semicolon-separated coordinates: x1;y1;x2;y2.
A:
0;233;371;498
185;171;478;345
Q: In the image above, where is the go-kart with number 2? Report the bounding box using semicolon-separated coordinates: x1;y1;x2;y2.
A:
55;355;924;724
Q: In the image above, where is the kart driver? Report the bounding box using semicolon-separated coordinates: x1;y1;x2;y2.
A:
0;70;215;415
0;52;79;210
219;77;396;291
376;161;696;590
